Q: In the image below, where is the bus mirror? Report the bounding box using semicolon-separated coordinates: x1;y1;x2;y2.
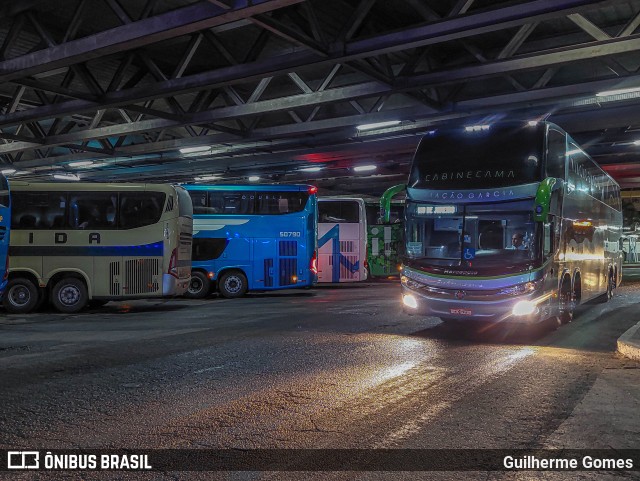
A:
534;177;557;222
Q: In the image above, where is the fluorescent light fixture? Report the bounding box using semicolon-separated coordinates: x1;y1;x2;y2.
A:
68;161;94;168
353;165;377;172
633;140;640;146
356;120;401;131
179;146;210;154
464;124;491;132
567;148;582;155
300;166;323;172
1;169;16;175
53;173;79;181
527;121;538;126
194;175;220;181
596;87;640;97
248;175;260;182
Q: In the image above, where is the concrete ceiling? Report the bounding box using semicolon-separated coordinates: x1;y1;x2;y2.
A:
2;0;640;194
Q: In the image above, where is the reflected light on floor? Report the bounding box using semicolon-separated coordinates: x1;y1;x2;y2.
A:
374;361;416;383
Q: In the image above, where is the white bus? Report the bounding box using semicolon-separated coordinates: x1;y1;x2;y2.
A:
317;197;368;282
4;182;192;314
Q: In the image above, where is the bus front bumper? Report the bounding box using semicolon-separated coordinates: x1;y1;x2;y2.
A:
401;285;552;324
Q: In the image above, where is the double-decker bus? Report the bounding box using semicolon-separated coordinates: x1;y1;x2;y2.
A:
0;173;10;299
4;182;192;314
402;121;622;325
366;184;405;278
318;197;368;282
184;184;318;298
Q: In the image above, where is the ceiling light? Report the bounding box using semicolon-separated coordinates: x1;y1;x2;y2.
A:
527;121;538;126
1;169;16;175
353;165;377;172
179;146;210;154
68;161;94;168
567;149;582;155
300;167;323;172
194;175;220;181
356;120;401;131
633;140;640;146
595;87;640;97
248;176;260;182
53;173;79;181
464;124;491;132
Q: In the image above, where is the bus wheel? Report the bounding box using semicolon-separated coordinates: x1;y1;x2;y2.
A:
218;271;248;298
3;278;39;314
186;271;210;299
51;278;88;313
558;282;574;324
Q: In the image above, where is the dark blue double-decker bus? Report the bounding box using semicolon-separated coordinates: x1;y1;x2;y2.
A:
184;184;318;298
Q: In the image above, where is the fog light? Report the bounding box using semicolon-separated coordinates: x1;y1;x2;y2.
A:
403;294;418;309
512;300;537;316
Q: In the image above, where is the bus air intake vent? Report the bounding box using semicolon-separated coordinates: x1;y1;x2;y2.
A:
264;258;274;287
340;240;355;253
0;226;5;241
279;240;297;256
124;258;160;295
109;261;120;296
279;258;298;286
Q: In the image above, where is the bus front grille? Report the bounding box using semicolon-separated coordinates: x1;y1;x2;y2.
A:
123;258;160;295
109;261;120;296
279;258;298;286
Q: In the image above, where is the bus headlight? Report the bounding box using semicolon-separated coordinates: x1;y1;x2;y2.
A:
403;294;418;309
401;275;422;290
512;300;538;316
499;279;543;296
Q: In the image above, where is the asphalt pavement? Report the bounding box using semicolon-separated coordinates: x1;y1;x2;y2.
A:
0;280;638;480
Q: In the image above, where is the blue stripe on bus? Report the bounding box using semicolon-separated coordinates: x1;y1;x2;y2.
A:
9;241;164;257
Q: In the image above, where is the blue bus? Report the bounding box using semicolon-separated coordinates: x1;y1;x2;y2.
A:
184;184;318;298
0;174;9;299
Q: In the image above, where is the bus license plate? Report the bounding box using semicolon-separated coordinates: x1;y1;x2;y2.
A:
450;308;472;316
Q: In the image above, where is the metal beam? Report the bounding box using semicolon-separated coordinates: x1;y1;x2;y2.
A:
0;0;305;83
0;0;619;128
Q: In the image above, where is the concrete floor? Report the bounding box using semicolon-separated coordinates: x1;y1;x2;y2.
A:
1;279;639;480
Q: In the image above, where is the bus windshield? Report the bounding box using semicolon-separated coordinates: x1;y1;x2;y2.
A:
409;125;544;189
405;199;539;272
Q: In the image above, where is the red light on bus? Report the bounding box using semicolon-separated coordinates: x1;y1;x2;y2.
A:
308;186;318;195
310;251;318;275
168;247;178;278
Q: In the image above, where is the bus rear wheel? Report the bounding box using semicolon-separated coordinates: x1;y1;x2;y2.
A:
3;278;39;314
218;271;248;298
186;271;211;299
51;277;88;313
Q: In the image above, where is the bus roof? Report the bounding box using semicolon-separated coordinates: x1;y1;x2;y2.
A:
9;181;179;193
183;184;315;192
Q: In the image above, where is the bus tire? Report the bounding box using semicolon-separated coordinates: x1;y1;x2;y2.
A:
218;270;248;298
51;277;88;313
186;271;210;299
3;278;39;314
